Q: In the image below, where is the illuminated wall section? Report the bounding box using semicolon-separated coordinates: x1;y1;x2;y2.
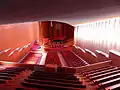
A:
0;22;39;62
74;17;120;53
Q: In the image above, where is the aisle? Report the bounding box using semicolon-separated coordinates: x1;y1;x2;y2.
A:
57;52;68;67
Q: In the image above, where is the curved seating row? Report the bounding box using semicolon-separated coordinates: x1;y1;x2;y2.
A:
60;50;87;67
0;66;27;87
20;51;42;64
21;69;86;90
81;65;120;90
45;51;61;65
50;44;64;48
72;46;109;64
1;61;117;90
0;63;85;90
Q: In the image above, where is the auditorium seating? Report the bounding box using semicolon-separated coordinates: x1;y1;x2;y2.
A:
105;83;120;90
20;51;42;64
0;53;120;90
49;42;64;48
95;50;109;62
84;49;98;64
72;46;109;64
0;66;28;89
60;50;88;67
109;50;120;67
0;62;87;90
72;47;99;64
45;51;61;65
81;64;120;90
2;44;120;90
1;61;119;90
20;66;86;90
72;46;86;60
16;44;120;90
50;44;63;48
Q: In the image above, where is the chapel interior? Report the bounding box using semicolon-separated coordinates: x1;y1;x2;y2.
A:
0;0;120;90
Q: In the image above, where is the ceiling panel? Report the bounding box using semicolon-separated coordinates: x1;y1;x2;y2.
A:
0;0;120;25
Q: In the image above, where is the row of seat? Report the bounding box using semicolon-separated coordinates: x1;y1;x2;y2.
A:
0;61;105;90
0;64;76;89
21;70;86;90
50;44;64;48
45;51;61;65
20;51;42;64
72;46;86;61
72;46;109;64
82;65;120;90
0;66;26;85
60;50;87;67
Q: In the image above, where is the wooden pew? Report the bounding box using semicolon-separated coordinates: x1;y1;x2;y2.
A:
45;51;61;65
86;67;119;77
24;78;84;88
31;73;78;80
84;49;98;64
28;76;82;84
21;82;85;90
0;79;6;84
83;66;115;75
57;67;76;74
93;73;120;84
89;69;120;80
76;47;86;60
105;83;120;90
95;50;109;62
109;50;120;67
0;76;12;80
76;60;112;73
32;70;75;76
99;78;120;88
61;50;88;67
0;66;26;85
20;52;42;64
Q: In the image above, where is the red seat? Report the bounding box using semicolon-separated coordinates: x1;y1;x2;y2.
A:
60;50;88;67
